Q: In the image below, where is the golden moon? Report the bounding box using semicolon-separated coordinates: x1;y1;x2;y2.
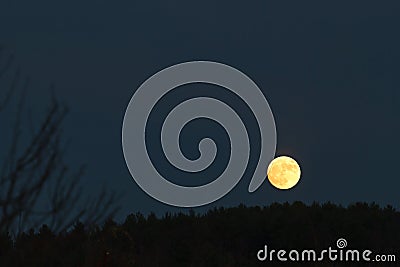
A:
267;156;301;190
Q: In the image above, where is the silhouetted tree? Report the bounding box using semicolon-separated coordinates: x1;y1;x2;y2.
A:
1;202;398;266
0;45;118;235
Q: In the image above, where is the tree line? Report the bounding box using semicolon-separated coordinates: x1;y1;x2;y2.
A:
0;202;399;266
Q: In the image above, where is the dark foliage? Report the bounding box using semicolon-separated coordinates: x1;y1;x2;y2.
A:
0;202;398;267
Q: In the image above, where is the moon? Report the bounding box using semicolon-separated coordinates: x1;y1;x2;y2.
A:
267;156;301;190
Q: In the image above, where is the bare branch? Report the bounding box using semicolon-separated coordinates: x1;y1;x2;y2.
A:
0;46;119;234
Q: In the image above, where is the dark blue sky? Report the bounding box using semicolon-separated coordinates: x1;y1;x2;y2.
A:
1;1;399;218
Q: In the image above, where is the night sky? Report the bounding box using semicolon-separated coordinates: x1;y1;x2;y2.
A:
1;1;399;219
